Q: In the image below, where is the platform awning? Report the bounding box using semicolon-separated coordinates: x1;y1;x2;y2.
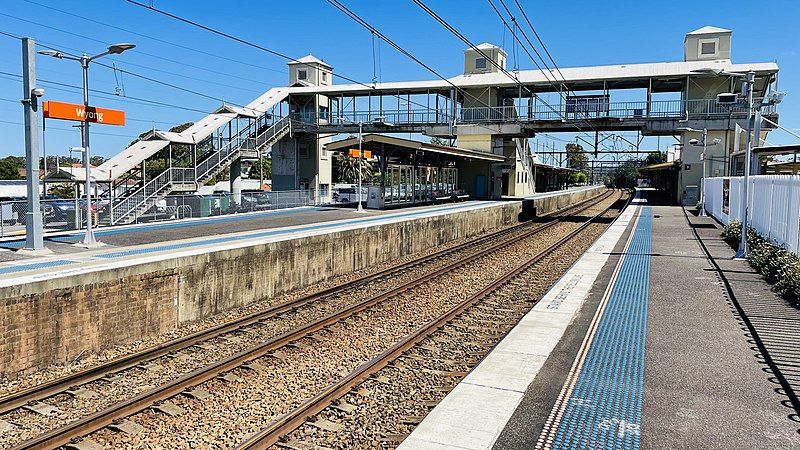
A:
752;144;800;157
325;134;506;162
639;161;681;173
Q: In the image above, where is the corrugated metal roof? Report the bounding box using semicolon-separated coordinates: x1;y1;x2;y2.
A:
182;113;237;142
284;60;778;95
96;140;171;181
325;134;505;162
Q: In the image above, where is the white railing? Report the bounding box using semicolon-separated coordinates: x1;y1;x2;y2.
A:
705;175;800;254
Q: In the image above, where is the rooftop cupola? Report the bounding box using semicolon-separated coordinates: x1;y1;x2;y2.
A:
464;43;507;75
685;26;732;62
288;55;333;86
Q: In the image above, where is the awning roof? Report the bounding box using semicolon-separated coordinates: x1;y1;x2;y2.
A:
285;60;778;96
638;161;681;172
325;134;506;162
95;140;171;181
43;167;110;183
752;144;800;156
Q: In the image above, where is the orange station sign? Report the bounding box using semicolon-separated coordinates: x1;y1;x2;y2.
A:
43;100;125;126
348;149;372;158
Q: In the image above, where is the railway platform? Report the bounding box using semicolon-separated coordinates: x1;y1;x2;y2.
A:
401;189;800;450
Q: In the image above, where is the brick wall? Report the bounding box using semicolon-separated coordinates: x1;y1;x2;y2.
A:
0;189;604;377
0;270;178;376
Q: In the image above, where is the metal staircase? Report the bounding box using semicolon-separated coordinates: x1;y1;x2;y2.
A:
103;116;292;226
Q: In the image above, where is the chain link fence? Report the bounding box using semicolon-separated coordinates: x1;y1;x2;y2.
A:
0;189;323;238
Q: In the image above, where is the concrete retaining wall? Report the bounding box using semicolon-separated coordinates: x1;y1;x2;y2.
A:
0;187;604;376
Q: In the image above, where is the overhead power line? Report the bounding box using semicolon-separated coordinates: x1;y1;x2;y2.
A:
0;70;210;114
21;0;286;76
0;13;250;107
123;0;437;113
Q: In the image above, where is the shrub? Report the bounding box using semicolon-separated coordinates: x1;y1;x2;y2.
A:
721;221;800;307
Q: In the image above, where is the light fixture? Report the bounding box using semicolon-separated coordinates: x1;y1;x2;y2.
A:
107;43;136;54
37;49;63;58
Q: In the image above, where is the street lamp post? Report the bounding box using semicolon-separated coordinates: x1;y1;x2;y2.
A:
357;120;364;212
38;43;135;247
680;127;720;217
335;116;392;212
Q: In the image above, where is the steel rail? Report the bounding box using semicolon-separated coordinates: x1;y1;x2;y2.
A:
10;191;616;450
0;190;609;415
234;190;626;449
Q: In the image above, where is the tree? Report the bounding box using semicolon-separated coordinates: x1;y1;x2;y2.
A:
565;143;589;173
248;157;272;179
605;160;640;188
644;151;666;166
0;156;25;180
569;171;588;185
336;153;373;184
48;183;75;199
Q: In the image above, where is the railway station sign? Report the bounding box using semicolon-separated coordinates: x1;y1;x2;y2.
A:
348;149;372;158
43;100;126;126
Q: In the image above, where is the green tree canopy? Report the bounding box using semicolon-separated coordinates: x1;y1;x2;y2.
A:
336;153;373;184
248;157;272;179
566;143;589;173
0;156;24;180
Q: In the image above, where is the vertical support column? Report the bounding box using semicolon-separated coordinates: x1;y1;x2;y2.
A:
646;78;652;117
21;37;44;251
230;157;242;207
449;88;456;137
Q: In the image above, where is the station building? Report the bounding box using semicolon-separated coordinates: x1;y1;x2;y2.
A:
48;26;778;224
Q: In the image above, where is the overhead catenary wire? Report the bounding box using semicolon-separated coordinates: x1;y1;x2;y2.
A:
20;0;287;76
0;70;211;114
487;0;609;141
123;0;437;113
324;0;516;136
1;8;277;90
411;0;572;124
0;13;253;107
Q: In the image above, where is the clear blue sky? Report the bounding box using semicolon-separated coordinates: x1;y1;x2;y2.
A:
0;0;798;160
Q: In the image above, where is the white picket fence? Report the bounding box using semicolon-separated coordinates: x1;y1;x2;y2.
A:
705;175;800;254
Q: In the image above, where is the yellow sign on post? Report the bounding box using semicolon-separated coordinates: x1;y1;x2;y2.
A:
348;149;372;158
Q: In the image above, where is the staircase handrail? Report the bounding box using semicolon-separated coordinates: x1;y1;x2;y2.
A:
109;168;172;224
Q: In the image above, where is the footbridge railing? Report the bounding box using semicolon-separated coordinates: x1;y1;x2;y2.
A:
304;98;773;128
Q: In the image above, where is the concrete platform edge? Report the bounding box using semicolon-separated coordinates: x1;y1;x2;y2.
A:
398;196;639;450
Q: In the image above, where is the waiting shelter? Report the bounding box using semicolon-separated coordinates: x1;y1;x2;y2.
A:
325;134;505;208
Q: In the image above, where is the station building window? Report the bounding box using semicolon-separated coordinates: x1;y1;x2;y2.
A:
322;72;328;83
698;38;719;57
475;57;487;70
298;69;308;81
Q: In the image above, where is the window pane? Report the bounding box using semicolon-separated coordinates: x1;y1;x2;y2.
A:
476;57;487;69
701;42;716;55
298;70;307;80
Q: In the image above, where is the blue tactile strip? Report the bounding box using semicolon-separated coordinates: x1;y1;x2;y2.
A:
0;259;77;275
0;202;488;276
551;207;652;450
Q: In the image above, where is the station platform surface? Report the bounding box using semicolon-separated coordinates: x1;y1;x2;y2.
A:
400;190;800;450
0;199;513;288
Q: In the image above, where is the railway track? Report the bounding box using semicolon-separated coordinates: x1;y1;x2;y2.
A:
0;192;609;414
3;190;618;449
234;190;628;449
